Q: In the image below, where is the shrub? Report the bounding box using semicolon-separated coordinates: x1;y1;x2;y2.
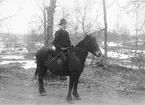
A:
130;53;145;69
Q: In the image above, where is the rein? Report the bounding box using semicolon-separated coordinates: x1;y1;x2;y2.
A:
45;51;63;66
75;46;88;53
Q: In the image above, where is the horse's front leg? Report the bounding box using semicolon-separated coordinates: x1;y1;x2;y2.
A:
67;74;74;103
38;67;47;95
73;73;81;100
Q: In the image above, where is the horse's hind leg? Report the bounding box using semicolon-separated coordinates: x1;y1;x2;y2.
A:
33;65;39;79
38;66;47;95
73;73;81;100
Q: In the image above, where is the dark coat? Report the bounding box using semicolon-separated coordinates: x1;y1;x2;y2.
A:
53;28;71;48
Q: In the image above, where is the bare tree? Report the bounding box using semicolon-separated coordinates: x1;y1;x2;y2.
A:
103;0;108;61
61;7;70;19
120;0;145;12
45;0;57;45
69;21;80;44
119;26;130;53
36;0;47;45
75;0;99;34
122;0;145;56
0;0;24;22
35;0;57;45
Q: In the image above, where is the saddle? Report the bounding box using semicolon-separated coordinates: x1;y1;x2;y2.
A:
45;47;67;66
45;45;79;68
56;51;67;64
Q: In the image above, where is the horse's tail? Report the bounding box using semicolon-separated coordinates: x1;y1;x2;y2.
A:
35;61;38;76
32;50;39;80
32;60;39;80
35;58;40;77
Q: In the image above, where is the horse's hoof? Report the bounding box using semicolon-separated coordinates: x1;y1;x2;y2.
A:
40;92;47;96
73;93;80;100
67;100;74;104
67;97;73;104
76;97;81;100
40;90;47;96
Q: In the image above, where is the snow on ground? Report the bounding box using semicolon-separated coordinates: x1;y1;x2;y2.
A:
108;51;132;59
0;60;36;69
101;42;122;47
100;47;105;54
131;49;145;53
22;60;36;69
108;42;122;47
100;47;132;59
1;55;24;59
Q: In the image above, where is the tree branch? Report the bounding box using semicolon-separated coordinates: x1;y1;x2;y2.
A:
36;13;44;24
108;0;117;8
119;0;145;12
0;0;24;22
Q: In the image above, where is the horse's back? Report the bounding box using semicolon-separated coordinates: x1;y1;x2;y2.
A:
36;46;55;66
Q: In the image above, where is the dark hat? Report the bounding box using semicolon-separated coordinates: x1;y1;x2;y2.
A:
59;18;67;25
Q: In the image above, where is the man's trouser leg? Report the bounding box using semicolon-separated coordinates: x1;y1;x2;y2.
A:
59;51;68;80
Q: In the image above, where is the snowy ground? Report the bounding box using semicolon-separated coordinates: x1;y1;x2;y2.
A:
0;55;36;69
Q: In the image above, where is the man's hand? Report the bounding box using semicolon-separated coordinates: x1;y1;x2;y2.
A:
61;47;67;51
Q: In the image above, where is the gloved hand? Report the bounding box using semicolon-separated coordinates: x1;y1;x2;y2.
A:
61;47;67;51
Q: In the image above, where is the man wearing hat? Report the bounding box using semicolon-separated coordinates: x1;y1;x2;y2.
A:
53;18;71;50
53;18;72;80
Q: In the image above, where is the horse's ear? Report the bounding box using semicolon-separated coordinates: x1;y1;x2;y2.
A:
89;33;96;39
84;33;88;36
84;34;89;39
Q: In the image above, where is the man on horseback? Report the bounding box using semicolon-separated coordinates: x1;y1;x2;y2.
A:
53;18;72;80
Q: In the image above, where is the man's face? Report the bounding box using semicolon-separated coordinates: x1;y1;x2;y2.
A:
61;24;67;29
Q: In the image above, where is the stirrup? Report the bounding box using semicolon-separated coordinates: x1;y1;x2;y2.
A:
59;76;67;80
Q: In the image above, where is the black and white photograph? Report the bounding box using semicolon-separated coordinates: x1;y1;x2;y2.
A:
0;0;145;105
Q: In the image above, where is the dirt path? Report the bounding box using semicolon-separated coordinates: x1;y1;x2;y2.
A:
0;63;145;105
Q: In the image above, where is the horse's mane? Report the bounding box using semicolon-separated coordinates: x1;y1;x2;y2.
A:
75;37;85;47
75;34;94;47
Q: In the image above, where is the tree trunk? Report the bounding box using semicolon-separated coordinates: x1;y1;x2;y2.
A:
43;7;47;45
103;0;108;62
45;0;56;45
135;29;138;56
135;2;139;57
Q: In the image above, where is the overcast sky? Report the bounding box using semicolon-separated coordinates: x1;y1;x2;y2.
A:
0;0;144;35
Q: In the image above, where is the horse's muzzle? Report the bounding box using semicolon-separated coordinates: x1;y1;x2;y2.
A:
95;51;102;57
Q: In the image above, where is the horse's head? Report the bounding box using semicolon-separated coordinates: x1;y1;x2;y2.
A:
83;34;102;57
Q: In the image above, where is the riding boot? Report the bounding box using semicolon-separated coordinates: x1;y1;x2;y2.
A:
59;52;67;63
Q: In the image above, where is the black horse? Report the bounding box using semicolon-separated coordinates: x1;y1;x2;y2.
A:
35;34;102;103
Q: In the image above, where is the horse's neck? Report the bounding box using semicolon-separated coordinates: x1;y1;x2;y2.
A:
75;41;88;64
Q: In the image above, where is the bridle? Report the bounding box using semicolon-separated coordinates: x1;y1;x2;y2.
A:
75;45;101;57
